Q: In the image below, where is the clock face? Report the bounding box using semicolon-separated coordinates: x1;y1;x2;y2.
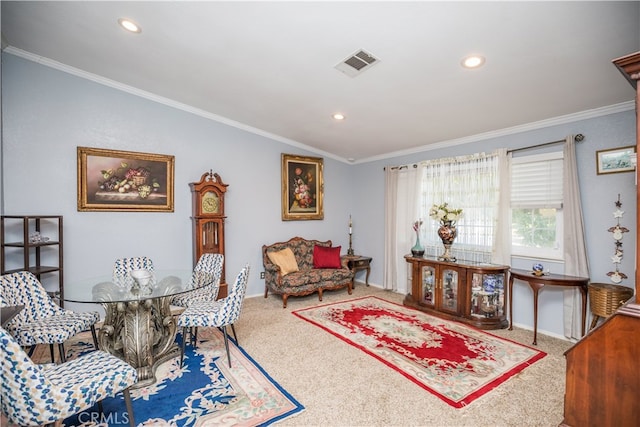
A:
201;191;219;214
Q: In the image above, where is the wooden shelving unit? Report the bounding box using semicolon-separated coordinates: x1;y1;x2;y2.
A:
1;215;64;306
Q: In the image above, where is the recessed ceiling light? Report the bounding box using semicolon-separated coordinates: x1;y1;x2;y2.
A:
118;18;142;34
461;55;485;69
333;113;345;120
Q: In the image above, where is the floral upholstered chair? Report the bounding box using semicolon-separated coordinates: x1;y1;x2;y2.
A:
171;253;223;307
178;264;250;368
112;256;155;288
0;326;138;427
0;271;100;363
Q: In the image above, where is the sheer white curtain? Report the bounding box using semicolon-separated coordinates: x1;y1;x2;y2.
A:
384;165;422;292
562;135;590;339
419;153;500;263
384;167;399;291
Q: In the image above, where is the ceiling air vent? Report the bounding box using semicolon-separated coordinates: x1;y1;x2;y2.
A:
335;49;380;77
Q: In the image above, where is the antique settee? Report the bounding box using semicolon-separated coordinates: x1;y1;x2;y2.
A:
262;236;354;308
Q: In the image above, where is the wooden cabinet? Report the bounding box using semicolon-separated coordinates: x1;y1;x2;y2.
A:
613;52;640;299
1;215;64;306
562;308;640;426
404;255;508;329
414;260;466;317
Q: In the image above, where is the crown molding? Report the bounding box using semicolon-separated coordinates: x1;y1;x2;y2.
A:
357;101;635;164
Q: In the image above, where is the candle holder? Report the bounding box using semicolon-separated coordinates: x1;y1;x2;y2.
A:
347;232;354;256
347;215;355;256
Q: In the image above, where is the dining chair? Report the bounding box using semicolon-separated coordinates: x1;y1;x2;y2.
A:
0;271;100;363
112;256;155;287
0;326;138;427
171;253;224;308
178;264;250;368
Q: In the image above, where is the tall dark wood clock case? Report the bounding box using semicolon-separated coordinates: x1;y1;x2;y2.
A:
190;170;228;297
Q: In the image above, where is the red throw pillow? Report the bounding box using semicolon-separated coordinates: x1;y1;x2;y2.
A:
313;245;342;269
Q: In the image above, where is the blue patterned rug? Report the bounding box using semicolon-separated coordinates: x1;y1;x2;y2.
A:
55;328;304;426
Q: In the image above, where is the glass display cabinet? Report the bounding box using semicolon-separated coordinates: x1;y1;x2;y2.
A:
405;255;508;329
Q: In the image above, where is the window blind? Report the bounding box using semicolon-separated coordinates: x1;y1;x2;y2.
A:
511;156;563;209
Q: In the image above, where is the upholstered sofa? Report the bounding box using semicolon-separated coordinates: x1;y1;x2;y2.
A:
262;236;354;308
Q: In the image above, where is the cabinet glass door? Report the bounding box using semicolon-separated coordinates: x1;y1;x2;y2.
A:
440;269;458;313
421;265;436;307
470;273;505;319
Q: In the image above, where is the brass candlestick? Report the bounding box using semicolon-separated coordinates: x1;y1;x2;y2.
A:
347;215;355;255
347;232;354;256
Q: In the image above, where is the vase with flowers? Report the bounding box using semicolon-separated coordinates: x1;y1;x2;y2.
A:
411;219;425;257
429;203;463;262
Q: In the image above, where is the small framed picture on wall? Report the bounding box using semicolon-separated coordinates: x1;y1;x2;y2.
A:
596;145;636;175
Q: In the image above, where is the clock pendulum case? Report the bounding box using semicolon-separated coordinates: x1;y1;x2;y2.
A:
190;170;228;297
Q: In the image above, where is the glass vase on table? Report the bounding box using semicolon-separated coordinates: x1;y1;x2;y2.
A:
411;219;425;257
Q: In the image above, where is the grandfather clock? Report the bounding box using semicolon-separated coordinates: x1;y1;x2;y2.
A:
190;170;228;297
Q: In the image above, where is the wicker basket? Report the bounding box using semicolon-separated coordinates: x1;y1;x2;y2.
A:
588;282;634;318
132;175;147;186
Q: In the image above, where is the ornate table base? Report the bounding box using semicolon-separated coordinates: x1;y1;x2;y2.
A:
98;295;178;388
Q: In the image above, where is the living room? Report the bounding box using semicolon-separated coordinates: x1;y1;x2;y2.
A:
1;1;639;425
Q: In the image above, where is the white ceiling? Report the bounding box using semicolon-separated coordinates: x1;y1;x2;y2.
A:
2;1;639;163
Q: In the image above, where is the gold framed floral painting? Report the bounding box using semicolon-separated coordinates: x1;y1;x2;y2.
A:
77;146;175;212
281;153;324;220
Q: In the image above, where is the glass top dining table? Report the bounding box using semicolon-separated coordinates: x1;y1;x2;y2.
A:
65;269;217;388
64;269;216;304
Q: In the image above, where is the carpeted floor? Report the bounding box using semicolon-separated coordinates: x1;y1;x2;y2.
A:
239;283;573;426
13;283;572;426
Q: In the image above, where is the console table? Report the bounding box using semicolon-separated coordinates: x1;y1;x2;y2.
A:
508;268;589;345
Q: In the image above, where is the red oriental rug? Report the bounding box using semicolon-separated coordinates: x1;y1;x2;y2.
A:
293;296;546;408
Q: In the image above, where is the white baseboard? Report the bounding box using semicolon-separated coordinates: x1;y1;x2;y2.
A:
509;322;574;342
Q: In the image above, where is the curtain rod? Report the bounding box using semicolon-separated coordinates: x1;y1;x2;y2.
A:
384;134;585;170
384;164;418;171
507;133;584;154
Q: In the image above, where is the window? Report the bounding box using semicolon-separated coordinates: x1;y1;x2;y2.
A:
418;153;499;263
511;152;564;260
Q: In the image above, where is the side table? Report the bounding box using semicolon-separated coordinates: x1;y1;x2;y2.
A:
508;269;589;345
342;255;372;287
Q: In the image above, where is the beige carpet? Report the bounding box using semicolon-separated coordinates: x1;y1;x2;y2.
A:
238;283;573;427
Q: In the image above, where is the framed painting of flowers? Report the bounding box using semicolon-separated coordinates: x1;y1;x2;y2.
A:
77;146;175;212
281;153;324;220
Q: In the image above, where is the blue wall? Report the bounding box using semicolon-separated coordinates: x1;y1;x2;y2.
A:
2;52;636;338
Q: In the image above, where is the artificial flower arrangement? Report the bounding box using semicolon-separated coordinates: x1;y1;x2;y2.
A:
412;219;423;232
429;203;463;225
